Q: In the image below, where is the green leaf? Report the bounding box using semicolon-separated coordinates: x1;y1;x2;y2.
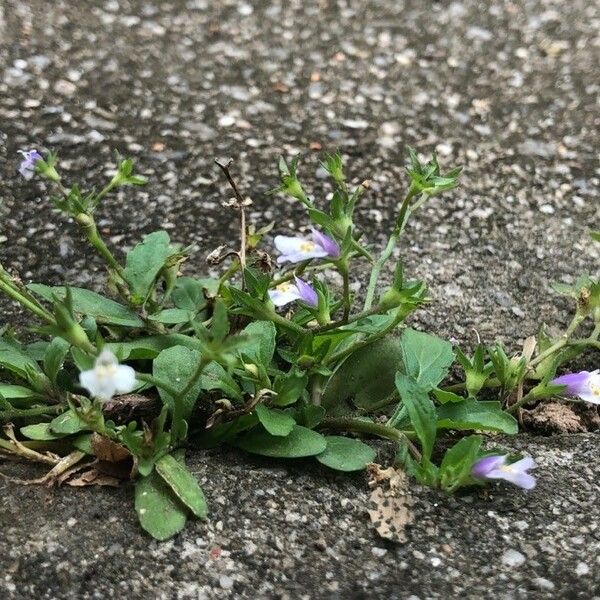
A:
591;231;600;243
322;337;404;416
25;341;50;361
228;286;272;320
172;277;217;310
50;409;90;435
155;453;208;519
432;388;465;404
237;425;327;458
295;404;326;429
135;469;188;541
0;384;38;400
72;433;93;454
28;284;144;327
107;334;203;361
148;308;195;324
123;231;178;301
272;371;308;406
43;337;71;385
210;299;230;343
71;347;94;372
439;434;482;492
395;373;437;461
200;361;243;401
316;436;377;472
0;338;44;380
436;400;518;434
255;404;295;436
20;422;69;441
153;346;203;421
240;321;276;367
399;328;455;390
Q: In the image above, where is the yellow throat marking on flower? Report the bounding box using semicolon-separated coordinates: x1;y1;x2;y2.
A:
590;383;600;397
300;241;316;252
276;282;293;293
95;364;118;380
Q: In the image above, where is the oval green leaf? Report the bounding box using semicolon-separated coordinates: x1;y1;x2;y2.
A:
237;425;327;458
316;436;377;472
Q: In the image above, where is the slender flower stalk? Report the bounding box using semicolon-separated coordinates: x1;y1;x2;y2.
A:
363;186;419;310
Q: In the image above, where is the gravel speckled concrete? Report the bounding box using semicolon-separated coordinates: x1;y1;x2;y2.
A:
1;435;600;599
0;0;599;598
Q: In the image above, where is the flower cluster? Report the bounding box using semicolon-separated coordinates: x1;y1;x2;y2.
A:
267;229;339;309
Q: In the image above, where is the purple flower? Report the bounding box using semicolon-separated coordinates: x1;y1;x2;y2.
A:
274;229;340;264
18;149;43;180
551;370;600;405
472;455;536;490
268;276;318;308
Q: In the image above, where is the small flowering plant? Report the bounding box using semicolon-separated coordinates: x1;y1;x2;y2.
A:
0;147;597;540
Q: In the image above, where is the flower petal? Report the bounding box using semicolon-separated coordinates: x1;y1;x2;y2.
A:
471;455;506;478
494;469;537;490
268;285;301;307
274;234;330;264
294;276;318;307
274;235;306;255
510;456;536;472
114;365;137;394
311;229;340;258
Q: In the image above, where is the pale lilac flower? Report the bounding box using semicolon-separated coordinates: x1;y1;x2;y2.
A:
551;370;600;405
274;229;340;264
18;150;42;180
268;276;318;308
79;349;136;402
472;455;536;490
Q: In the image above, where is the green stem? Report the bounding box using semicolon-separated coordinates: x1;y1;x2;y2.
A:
218;259;241;288
0;403;63;421
529;312;586;368
74;214;126;278
320;417;420;461
339;259;351;322
269;313;307;337
0;278;56;324
313;304;383;335
507;391;536;414
442;378;502;393
95;180;118;202
570;338;600;351
325;313;403;366
363;187;419;310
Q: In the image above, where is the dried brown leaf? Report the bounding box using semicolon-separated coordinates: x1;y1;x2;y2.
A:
366;464;415;543
91;433;131;463
64;468;120;487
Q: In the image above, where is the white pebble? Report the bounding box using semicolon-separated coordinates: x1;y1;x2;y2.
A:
501;549;526;568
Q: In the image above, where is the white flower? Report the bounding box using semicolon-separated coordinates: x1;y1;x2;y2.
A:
79;350;136;401
268;277;318;307
274;229;340;264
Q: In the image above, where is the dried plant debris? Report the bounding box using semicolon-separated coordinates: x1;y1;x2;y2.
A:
524;402;584;434
367;464;415;542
